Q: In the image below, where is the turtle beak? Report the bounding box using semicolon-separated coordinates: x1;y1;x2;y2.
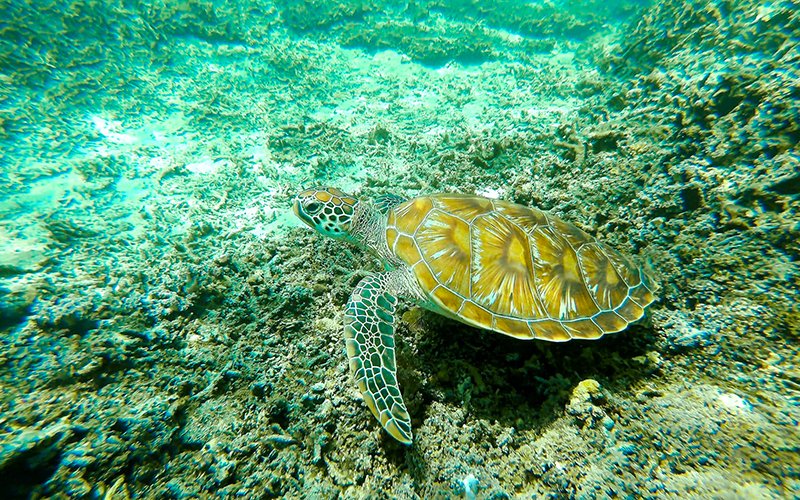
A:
292;198;313;229
292;199;301;218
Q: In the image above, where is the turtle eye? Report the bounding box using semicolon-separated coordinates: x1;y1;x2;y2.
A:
306;201;322;214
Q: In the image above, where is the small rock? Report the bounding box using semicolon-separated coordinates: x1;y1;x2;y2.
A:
63;477;92;497
315;317;337;333
671;327;712;348
0;422;74;470
569;379;605;407
104;476;131;500
567;379;608;426
62;447;95;469
264;434;296;449
460;473;479;500
250;381;270;398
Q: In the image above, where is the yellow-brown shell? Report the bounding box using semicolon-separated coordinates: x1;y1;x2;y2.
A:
385;194;656;341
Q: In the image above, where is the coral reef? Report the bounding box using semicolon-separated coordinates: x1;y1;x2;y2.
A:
0;0;797;498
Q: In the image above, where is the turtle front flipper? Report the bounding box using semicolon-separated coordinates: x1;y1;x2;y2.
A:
344;271;412;444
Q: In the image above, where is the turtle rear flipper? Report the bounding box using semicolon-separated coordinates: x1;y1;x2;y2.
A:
344;271;413;445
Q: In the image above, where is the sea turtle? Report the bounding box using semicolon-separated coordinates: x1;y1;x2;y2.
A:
293;187;656;444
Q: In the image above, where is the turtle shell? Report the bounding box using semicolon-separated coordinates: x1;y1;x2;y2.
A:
385;194;655;341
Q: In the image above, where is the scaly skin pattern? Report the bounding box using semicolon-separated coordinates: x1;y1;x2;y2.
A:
343;269;421;444
294;187;422;443
293;187;656;444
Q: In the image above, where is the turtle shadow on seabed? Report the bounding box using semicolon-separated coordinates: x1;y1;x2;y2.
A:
405;311;660;436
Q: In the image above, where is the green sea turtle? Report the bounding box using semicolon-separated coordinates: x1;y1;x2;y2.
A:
293;187;655;444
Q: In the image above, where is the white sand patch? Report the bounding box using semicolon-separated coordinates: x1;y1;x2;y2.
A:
149;156;170;170
718;393;752;412
226;188;300;240
91;116;137;144
525;104;574;119
462;101;494;131
185;158;231;175
0;227;49;273
398;89;439;109
423;125;448;137
476;187;503;199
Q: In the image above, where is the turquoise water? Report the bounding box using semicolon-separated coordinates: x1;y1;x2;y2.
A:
1;0;798;498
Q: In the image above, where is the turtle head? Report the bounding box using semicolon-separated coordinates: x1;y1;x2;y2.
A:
293;187;359;240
